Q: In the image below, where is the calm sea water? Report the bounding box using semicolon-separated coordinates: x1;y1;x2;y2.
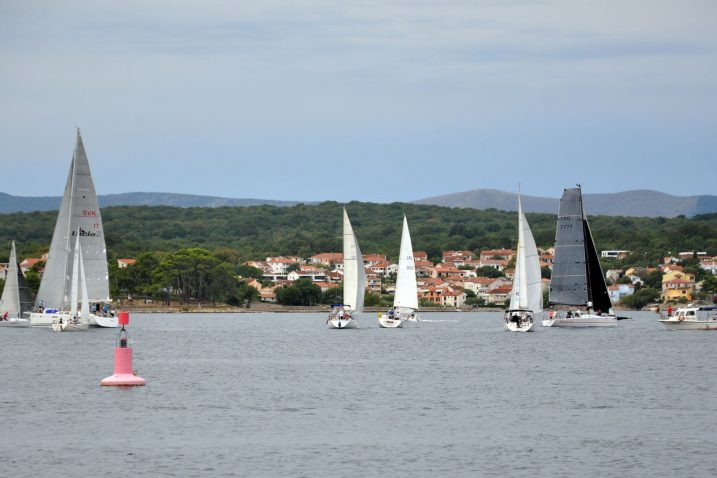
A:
1;311;715;477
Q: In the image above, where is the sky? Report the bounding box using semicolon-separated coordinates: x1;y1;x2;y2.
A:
1;0;716;202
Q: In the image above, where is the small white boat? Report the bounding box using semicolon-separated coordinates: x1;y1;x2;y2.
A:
659;306;717;330
327;306;358;329
52;234;90;333
0;241;33;329
505;310;534;332
378;311;404;328
327;208;365;330
504;191;542;332
379;215;419;329
52;315;89;332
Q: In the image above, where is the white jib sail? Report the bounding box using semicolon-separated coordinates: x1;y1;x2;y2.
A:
79;246;90;321
342;208;365;312
70;235;80;316
393;214;418;310
509;196;543;313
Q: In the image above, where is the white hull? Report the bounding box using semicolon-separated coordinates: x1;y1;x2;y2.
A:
0;318;31;328
327;318;358;329
542;318;555;327
52;320;89;332
91;314;119;328
505;321;533;332
29;311;115;327
504;310;535;332
378;314;404;328
552;314;617;328
659;319;717;330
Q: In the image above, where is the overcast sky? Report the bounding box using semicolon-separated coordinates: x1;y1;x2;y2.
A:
1;1;715;202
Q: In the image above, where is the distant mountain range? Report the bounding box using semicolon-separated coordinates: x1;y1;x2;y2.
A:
0;192;303;213
1;189;715;217
414;189;717;217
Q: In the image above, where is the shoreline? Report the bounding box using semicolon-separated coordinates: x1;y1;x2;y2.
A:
117;302;637;314
121;302;504;314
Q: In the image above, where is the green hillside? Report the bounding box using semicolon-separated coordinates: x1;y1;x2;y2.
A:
1;201;716;264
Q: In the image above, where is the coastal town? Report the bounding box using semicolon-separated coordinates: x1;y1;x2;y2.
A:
245;249;716;307
3;247;715;310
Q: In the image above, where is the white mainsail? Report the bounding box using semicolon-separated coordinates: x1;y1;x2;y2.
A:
0;241;34;318
509;195;543;313
342;208;365;312
34;130;110;310
393;214;418;311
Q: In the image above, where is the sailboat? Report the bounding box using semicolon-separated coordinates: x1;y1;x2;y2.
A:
327;208;365;329
547;186;617;327
52;235;90;332
27;130;116;327
379;214;419;328
504;193;542;332
0;241;33;328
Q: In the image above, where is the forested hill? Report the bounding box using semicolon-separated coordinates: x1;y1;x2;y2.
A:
0;191;302;213
415;189;717;217
1;202;716;263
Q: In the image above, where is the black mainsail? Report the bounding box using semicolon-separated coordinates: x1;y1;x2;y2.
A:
549;187;612;313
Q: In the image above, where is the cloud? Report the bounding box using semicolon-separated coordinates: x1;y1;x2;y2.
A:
0;0;715;200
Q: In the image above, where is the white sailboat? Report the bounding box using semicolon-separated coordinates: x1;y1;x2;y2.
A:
379;214;418;328
327;208;365;329
27;130;116;327
52;235;90;332
548;186;617;327
0;241;33;328
504;194;542;332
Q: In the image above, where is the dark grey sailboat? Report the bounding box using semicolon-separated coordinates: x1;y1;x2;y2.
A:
547;186;617;327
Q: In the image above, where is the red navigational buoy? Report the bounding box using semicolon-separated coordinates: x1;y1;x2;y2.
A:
101;311;146;387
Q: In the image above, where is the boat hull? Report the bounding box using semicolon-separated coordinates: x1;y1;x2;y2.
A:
29;311;116;327
52;320;89;332
504;310;535;332
505;321;533;332
0;318;31;328
659;319;717;330
378;314;404;328
552;315;617;328
327;318;358;329
91;314;119;328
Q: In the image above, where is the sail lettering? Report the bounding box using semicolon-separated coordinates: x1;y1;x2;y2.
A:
71;227;102;237
82;209;97;217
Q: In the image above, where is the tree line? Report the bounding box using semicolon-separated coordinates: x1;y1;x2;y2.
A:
1;202;716;264
1;202;716;309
